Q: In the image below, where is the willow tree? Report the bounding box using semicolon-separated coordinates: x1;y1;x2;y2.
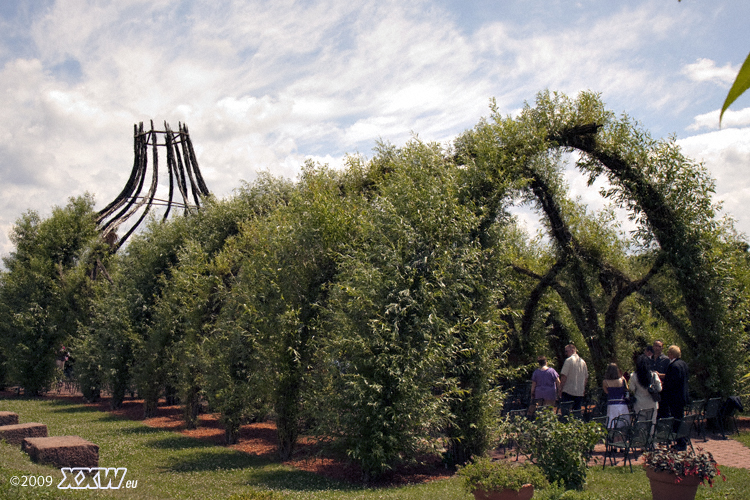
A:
213;164;361;453
459;91;747;394
304;140;511;478
0;195;101;395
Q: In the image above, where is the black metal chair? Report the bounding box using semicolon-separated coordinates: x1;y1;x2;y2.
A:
635;407;654;424
623;418;653;472
721;396;744;436
515;381;533;409
603;414;634;468
687;399;705;416
652;417;675;449
591;394;608;419
687;399;705;437
580;395;595;421
671;414;697;453
557;399;574;419
591;415;608;427
701;397;724;440
502;408;531;460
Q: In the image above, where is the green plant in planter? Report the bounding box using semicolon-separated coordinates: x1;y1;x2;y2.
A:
500;407;605;490
457;457;549;493
643;444;725;486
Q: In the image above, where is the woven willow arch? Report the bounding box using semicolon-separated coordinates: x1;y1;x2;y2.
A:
96;121;210;251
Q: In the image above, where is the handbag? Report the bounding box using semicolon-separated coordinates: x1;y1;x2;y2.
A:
647;373;661;402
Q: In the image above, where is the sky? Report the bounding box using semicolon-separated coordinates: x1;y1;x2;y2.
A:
1;0;750;260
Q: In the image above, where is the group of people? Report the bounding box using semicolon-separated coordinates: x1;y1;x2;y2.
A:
530;343;589;412
529;340;691;450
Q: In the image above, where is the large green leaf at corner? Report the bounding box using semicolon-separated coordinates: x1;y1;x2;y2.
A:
721;51;750;126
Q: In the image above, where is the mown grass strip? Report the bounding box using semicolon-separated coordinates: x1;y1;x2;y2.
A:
2;396;749;499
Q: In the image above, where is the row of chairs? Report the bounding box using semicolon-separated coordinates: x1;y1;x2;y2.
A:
500;402;596;461
506;398;586;422
602;409;700;472
685;397;743;440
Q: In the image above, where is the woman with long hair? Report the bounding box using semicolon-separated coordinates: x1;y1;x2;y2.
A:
630;354;661;425
602;362;629;427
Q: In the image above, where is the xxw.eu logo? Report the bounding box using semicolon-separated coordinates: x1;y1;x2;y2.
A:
57;468;136;489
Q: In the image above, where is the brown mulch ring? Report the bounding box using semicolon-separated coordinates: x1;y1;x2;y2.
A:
1;389;453;486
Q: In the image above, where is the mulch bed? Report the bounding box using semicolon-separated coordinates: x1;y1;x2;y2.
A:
0;389;452;486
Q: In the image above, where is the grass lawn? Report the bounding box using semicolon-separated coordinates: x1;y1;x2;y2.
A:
2;396;749;499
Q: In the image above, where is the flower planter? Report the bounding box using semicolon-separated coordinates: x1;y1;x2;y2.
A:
472;484;534;500
645;467;701;500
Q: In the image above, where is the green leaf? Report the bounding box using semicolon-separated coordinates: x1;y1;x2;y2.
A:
720;50;750;126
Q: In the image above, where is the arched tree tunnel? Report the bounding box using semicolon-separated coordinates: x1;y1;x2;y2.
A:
458;91;743;395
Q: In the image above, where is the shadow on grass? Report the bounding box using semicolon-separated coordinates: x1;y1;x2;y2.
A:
96;413;141;423
147;434;215;450
108;423;166;436
46;400;101;414
249;467;361;492
161;450;360;492
163;448;272;472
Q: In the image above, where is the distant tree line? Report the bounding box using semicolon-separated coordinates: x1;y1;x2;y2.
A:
1;91;748;480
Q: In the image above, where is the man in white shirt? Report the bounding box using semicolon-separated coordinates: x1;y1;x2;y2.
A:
558;343;588;411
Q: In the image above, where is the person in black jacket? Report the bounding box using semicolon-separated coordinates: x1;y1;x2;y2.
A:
662;345;690;450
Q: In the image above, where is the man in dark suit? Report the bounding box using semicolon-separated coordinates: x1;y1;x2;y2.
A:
662;344;690;450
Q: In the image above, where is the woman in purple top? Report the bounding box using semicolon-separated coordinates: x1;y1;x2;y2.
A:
603;362;630;428
530;356;560;405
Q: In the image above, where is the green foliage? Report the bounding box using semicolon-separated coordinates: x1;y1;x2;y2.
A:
458;90;748;395
457;457;548;492
306;141;507;478
1;89;747;486
81;187;289;416
502;407;605;490
721;51;750;126
215;164;358;454
4;378;750;499
0;195;99;395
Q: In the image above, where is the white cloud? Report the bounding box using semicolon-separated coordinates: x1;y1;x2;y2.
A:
681;58;738;85
678;128;750;237
687;106;750;131
470;4;687;113
1;0;749;260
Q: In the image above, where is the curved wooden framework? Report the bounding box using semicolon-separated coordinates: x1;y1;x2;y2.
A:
96;121;210;251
